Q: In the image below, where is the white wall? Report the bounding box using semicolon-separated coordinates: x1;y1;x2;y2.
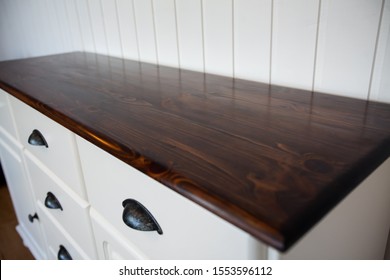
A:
0;0;389;102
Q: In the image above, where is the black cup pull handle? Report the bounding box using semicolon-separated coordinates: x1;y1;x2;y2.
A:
44;192;63;211
28;213;39;223
57;245;72;260
28;129;48;147
122;199;163;235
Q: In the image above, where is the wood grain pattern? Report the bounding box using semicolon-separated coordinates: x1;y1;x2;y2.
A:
0;52;389;251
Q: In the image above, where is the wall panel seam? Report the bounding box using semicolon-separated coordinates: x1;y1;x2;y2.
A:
269;0;274;85
86;0;97;53
312;0;322;92
114;0;125;58
151;0;160;64
99;0;110;56
368;0;386;101
232;0;235;79
200;0;206;72
131;0;141;61
74;0;86;51
173;0;181;68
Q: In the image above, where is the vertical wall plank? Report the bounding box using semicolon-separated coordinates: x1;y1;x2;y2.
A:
271;0;319;90
88;0;108;55
203;0;234;76
53;0;74;52
234;0;272;82
45;0;66;53
175;0;204;72
370;0;390;103
153;0;179;67
314;0;383;99
116;0;139;60
101;0;123;58
64;0;84;51
14;0;36;58
30;0;54;56
0;0;26;60
133;0;158;64
75;0;96;52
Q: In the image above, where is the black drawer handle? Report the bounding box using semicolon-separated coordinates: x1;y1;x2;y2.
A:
44;192;63;211
57;245;72;260
28;213;39;223
122;199;163;234
28;129;48;147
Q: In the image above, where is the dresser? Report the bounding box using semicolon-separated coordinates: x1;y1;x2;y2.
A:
0;52;389;259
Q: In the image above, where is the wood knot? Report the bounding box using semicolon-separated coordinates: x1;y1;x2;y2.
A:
304;158;333;174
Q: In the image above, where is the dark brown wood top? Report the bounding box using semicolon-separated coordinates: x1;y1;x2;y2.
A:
0;52;389;251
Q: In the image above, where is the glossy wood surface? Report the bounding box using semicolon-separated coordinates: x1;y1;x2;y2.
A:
0;52;389;251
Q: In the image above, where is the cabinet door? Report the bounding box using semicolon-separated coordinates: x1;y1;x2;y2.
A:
90;209;146;260
0;137;46;259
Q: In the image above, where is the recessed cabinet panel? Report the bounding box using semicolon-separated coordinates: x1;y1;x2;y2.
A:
24;151;97;259
77;136;259;259
9;96;87;199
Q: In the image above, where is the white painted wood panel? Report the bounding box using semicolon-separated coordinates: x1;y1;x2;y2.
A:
153;0;179;67
101;0;123;58
314;0;383;99
88;0;108;55
0;0;21;59
203;0;234;76
0;0;390;101
75;0;96;53
133;0;157;64
234;0;272;82
271;0;319;90
64;0;83;51
370;0;390;103
175;0;204;72
116;0;139;60
53;0;74;53
45;0;66;54
28;0;52;56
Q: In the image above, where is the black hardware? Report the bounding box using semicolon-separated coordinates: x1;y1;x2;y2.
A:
57;245;72;260
44;192;63;211
122;199;163;234
28;129;48;147
28;213;39;223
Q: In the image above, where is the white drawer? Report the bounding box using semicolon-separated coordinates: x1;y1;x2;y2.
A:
37;202;91;260
24;150;97;259
77;136;260;259
9;96;86;198
0;89;18;140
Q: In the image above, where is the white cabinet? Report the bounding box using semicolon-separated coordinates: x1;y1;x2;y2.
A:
0;92;97;259
0;90;46;259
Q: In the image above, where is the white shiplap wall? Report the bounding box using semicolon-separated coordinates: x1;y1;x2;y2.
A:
0;0;389;102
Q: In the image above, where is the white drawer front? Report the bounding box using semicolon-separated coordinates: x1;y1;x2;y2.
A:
37;202;91;260
24;150;97;259
77;136;257;259
0;89;18;140
9;96;86;198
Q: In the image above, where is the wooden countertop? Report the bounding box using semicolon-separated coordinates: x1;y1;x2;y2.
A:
0;52;389;251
